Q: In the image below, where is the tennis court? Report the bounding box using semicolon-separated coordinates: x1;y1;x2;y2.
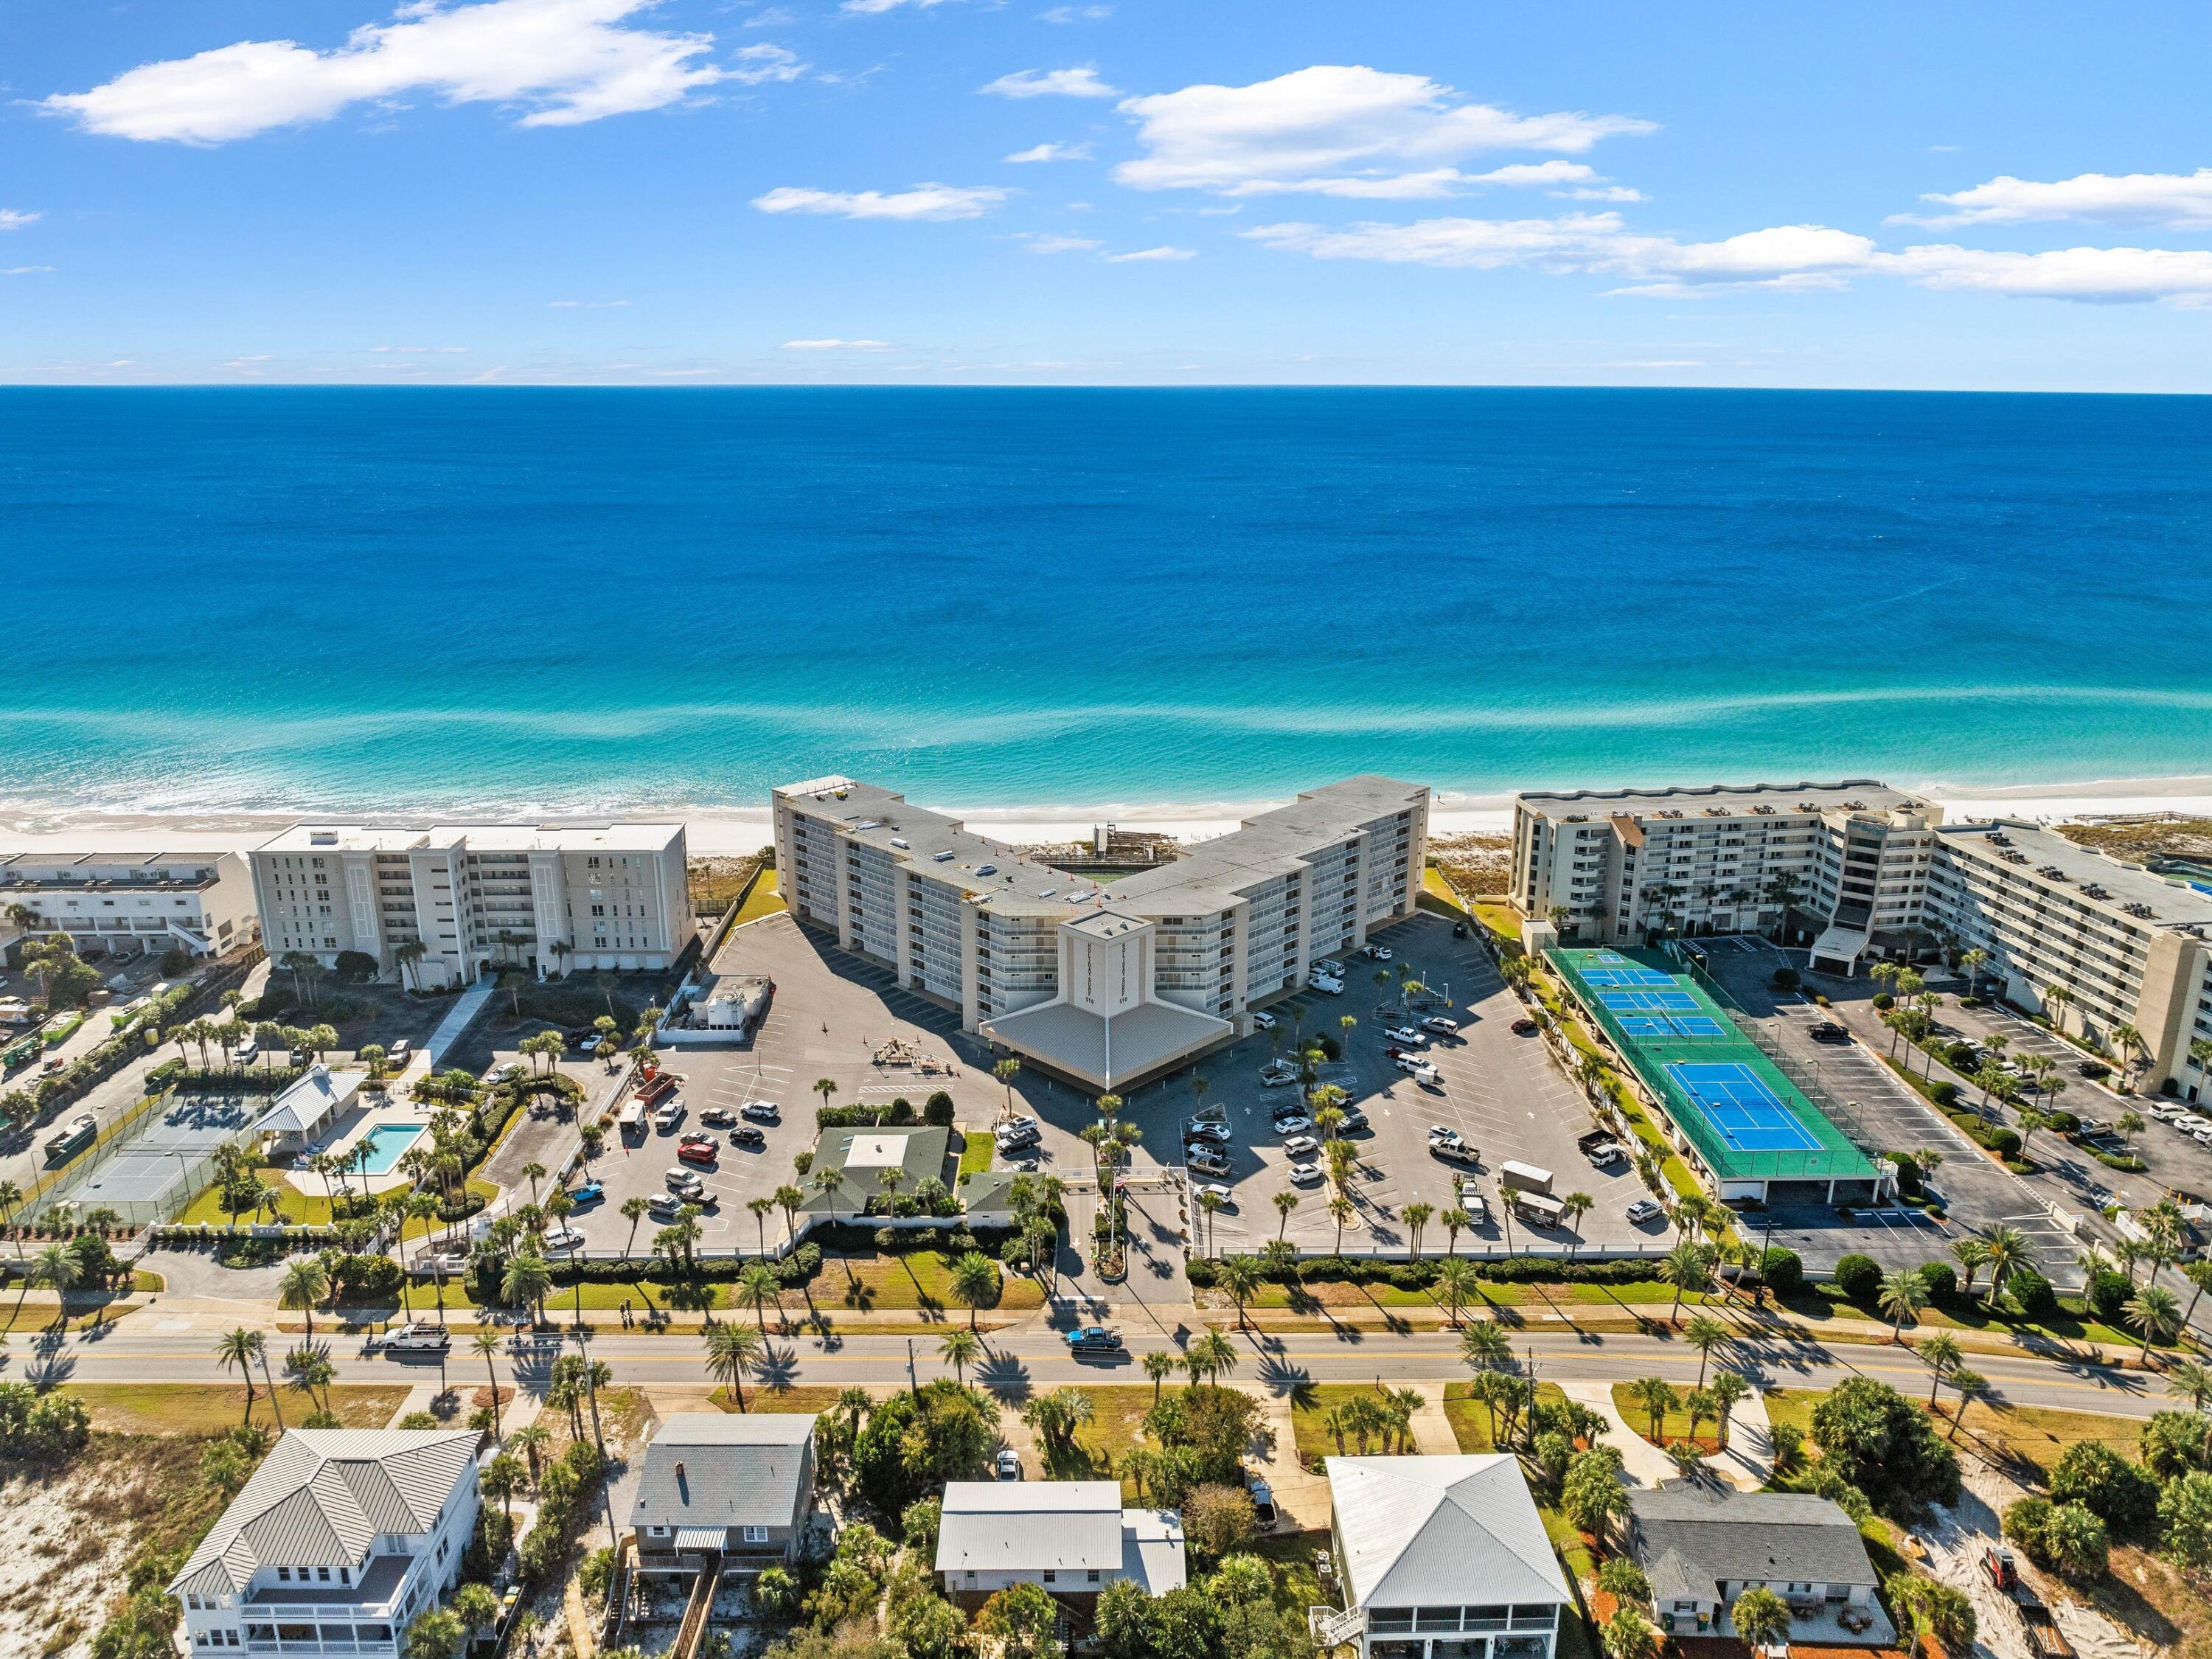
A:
1547;945;1879;1192
1598;986;1701;1013
1666;1062;1823;1152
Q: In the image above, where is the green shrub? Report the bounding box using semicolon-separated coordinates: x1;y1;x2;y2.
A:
1872;992;1894;1011
1988;1127;2021;1156
923;1091;956;1127
1759;1248;1804;1296
2085;1270;2130;1321
1927;1079;1958;1107
1832;1253;1882;1304
2050;1440;2159;1534
2006;1265;2058;1321
2045;1109;2079;1134
1916;1262;1956;1300
1772;967;1801;990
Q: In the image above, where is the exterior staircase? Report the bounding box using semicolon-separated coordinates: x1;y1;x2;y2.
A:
1310;1604;1366;1649
671;1552;724;1659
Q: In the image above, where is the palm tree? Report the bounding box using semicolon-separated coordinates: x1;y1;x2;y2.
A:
1440;1206;1470;1257
1435;1257;1478;1327
2125;1284;2180;1360
738;1262;782;1332
2162;1357;2212;1412
501;1252;553;1324
1630;1376;1678;1443
1919;1332;1963;1406
1142;1350;1176;1404
1732;1587;1790;1650
472;1330;506;1437
28;1241;80;1326
746;1196;775;1257
1878;1270;1930;1340
1194;1188;1225;1258
215;1326;266;1423
813;1077;838;1118
1402;1200;1433;1259
1708;1369;1751;1450
705;1320;762;1411
1950;1237;1989;1304
1561;1191;1593;1259
1959;947;1990;998
1326;1194;1354;1256
1980;1225;2025;1307
1683;1314;1728;1387
1273;1189;1301;1242
509;1422;552;1487
617;1195;649;1260
1217;1254;1262;1331
1660;1239;1710;1321
773;1183;805;1244
0;1180;24;1262
1186;1329;1239;1385
279;1257;330;1338
950;1251;998;1329
991;1057;1022;1121
2042;981;2075;1034
2015;1105;2050;1164
939;1326;981;1385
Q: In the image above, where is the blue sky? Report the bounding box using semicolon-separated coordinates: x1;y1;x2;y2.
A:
7;0;2212;388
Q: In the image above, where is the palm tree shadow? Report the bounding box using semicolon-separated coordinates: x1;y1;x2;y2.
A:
1257;1360;1315;1402
977;1354;1032;1400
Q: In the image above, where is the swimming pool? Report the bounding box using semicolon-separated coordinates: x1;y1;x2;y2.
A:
354;1122;428;1177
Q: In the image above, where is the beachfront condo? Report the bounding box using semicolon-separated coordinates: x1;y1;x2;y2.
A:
773;774;1430;1091
1512;782;2212;1096
248;821;689;989
0;849;260;962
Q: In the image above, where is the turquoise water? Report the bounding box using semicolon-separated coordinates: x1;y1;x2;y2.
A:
2;387;2208;813
355;1122;427;1176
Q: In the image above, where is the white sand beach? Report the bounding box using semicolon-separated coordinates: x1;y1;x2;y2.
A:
0;773;2207;858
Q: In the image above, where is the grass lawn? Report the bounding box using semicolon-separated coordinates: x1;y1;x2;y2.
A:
1288;1382;1430;1470
183;1175;498;1233
1245;1528;1333;1621
1422;868;1470;915
1609;1381;1725;1452
816;1251;1043;1315
957;1132;994;1178
712;1383;849;1416
1035;1385;1161;1486
1440;1380;1572;1455
0;1298;142;1336
65;1382;409;1436
1779;1284;2175;1352
731;869;786;927
1759;1386;2144;1484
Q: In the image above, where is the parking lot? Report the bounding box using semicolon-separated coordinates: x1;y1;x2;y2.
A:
1694;936;2084;1284
1098;911;1661;1262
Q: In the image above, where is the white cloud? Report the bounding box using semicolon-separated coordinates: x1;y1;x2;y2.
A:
743;6;797;24
752;181;1008;220
1105;245;1194;261
0;210;40;230
1245;206;2212;305
841;0;956;12
1039;4;1111;18
1006;140;1093;163
982;66;1117;99
1208;159;1643;201
1898;168;2212;228
782;338;891;349
43;0;736;143
3;265;55;274
1115;65;1654;195
728;43;804;84
1021;233;1104;253
549;298;630;307
370;344;472;352
1882;243;2212;304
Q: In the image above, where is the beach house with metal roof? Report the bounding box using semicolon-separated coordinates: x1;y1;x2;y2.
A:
1315;1454;1571;1659
935;1480;1186;1610
630;1413;818;1572
168;1428;481;1658
1625;1483;1890;1645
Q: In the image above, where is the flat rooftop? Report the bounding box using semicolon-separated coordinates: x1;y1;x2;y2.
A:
0;852;232;888
776;778;1095;917
257;821;684;855
1935;820;2212;933
1518;780;1931;824
1103;774;1426;911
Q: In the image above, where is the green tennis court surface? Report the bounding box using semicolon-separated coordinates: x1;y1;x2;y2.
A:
1549;945;1877;1188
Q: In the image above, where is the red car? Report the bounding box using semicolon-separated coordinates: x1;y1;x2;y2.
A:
677;1136;719;1164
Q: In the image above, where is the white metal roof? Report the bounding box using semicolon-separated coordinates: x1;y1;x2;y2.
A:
1328;1455;1570;1611
936;1481;1125;1573
170;1430;481;1599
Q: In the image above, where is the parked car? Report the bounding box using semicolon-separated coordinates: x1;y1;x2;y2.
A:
1183;1120;1231;1144
1247;1476;1279;1529
1385;1026;1423;1046
665;1168;706;1196
646;1192;685;1221
1281;1134;1321;1159
1259;1062;1300;1088
1065;1326;1121;1352
700;1105;736;1127
378;1324;451;1354
1809;1021;1849;1043
997;1123;1041;1150
1316;959;1346;978
1429;1135;1478;1166
542;1227;585;1251
1248;1009;1277;1031
731;1125;767;1150
1288;1161;1326;1186
567;1180;604;1207
486;1062;524;1083
678;1136;718;1164
1421;1016;1458;1036
386;1038;412;1065
995;1450;1023;1480
1394;1055;1441;1085
653;1099;685;1130
1627;1197;1666;1225
1362;945;1393;961
1464;1193;1489;1225
234;1037;259;1063
1309;976;1344;995
741;1100;781;1123
1335;1108;1371;1133
1271;1115;1314;1135
1511;1017;1539;1035
1585;1141;1628;1166
1186;1147;1231;1176
1193;1183;1235;1209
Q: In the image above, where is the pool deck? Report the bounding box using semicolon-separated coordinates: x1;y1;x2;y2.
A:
284;1091;434;1197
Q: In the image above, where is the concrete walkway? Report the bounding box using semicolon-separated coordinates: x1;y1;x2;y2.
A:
1711;1386;1774;1491
1560;1379;1680;1487
1406;1382;1461;1456
424;981;497;1072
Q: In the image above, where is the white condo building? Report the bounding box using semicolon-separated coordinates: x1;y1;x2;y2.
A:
0;850;259;961
1512;782;2212;1097
250;821;689;989
773;774;1429;1090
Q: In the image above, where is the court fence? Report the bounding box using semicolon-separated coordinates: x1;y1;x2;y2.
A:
21;1088;250;1230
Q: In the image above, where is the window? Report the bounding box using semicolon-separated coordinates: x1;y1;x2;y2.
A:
276;1567;291;1582
1087;1569;1102;1584
741;1526;770;1544
1042;1571;1056;1585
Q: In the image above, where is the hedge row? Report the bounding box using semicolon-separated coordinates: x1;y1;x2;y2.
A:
1184;1253;1669;1290
818;1092;956;1129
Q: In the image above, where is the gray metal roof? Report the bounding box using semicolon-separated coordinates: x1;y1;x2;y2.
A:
170;1430;481;1599
1104;775;1427;912
1328;1455;1570;1611
799;1125;951;1215
979;996;1230;1090
254;1065;367;1135
936;1481;1126;1573
1628;1484;1877;1604
1517;781;1927;824
1933;820;2212;932
632;1413;816;1533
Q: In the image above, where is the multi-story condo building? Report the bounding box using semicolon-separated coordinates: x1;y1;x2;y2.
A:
250;821;689;989
1512;782;2212;1096
773;775;1429;1091
170;1428;481;1658
0;850;258;962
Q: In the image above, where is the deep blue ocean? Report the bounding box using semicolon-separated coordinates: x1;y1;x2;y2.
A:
2;386;2208;817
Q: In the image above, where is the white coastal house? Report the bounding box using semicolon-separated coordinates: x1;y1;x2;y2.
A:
170;1428;482;1657
936;1481;1185;1611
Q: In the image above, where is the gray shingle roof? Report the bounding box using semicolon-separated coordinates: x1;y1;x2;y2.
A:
631;1413;816;1532
170;1430;481;1600
1328;1455;1569;1611
1629;1484;1877;1604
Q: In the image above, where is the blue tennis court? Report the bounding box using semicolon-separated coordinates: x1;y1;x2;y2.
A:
1616;1012;1728;1040
1599;987;1700;1013
1666;1062;1822;1152
1580;965;1678;989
